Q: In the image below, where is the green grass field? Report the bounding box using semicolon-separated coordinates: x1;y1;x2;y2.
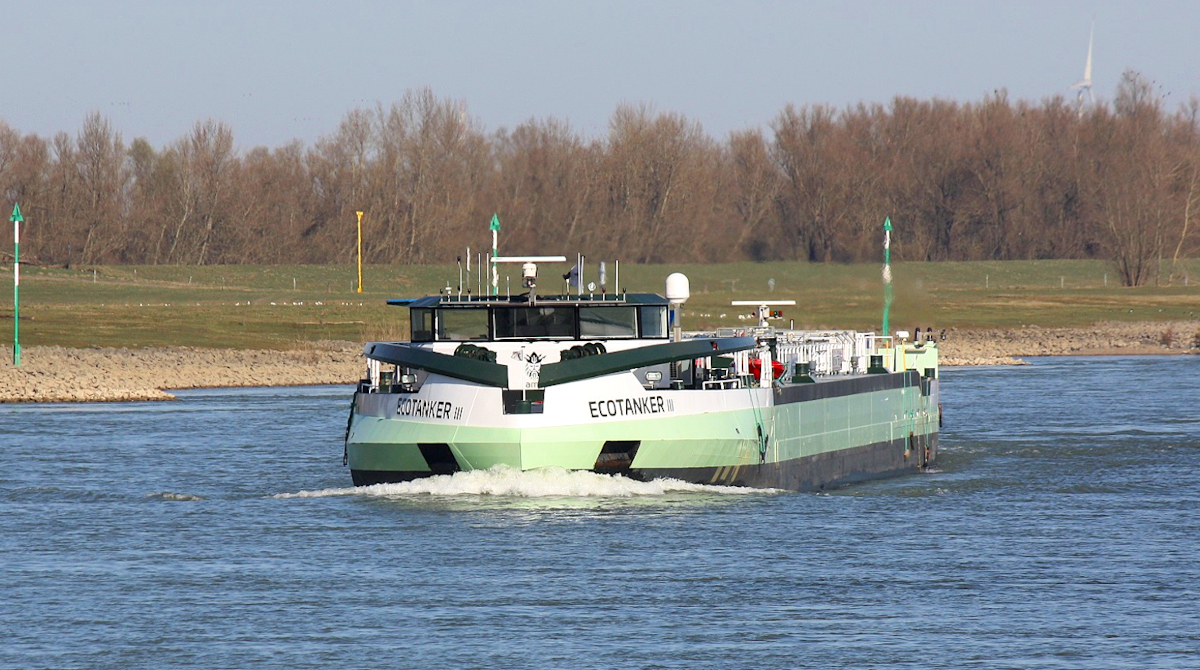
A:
3;259;1199;349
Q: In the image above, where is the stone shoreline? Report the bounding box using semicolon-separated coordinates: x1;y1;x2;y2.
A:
937;320;1200;366
0;342;363;403
1;321;1197;402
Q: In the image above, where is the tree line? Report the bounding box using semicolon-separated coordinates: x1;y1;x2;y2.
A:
1;73;1197;286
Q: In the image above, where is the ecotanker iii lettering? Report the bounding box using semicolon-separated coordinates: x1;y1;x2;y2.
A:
588;396;673;419
397;398;462;420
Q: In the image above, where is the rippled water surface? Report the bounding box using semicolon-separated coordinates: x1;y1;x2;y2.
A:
3;356;1199;669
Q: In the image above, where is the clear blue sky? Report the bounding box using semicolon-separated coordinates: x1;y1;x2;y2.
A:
2;0;1196;149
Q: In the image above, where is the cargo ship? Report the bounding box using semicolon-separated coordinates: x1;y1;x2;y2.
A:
344;257;939;491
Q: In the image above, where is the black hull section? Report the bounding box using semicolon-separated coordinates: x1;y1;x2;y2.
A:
636;433;938;492
350;433;937;491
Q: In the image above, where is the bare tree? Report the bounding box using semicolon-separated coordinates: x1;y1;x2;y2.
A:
492;117;596;254
73;112;129;264
601;104;716;263
158;120;236;264
370;89;491;263
1092;71;1172;286
727;128;782;260
3;80;1200;268
1167;97;1200;283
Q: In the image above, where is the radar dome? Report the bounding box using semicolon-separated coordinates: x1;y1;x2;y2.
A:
665;273;690;303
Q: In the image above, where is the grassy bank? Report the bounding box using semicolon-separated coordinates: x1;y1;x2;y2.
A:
3;259;1199;349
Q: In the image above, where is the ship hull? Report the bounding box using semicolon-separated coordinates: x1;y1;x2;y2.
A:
346;370;939;491
635;433;936;491
352;435;937;490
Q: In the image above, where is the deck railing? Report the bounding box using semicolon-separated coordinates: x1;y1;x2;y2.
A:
689;328;880;380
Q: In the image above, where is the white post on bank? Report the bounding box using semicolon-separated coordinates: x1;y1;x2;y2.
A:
11;203;22;366
355;210;364;294
490;213;500;296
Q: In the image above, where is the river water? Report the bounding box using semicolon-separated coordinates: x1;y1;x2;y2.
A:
2;356;1198;669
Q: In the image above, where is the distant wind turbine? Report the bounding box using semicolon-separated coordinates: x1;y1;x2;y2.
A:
1070;21;1095;117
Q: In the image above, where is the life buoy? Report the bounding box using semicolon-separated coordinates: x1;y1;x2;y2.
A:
747;358;785;379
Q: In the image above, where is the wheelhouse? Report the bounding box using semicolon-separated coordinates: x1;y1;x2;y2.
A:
394;294;671;343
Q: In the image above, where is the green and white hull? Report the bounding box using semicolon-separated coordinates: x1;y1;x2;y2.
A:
346;335;940;491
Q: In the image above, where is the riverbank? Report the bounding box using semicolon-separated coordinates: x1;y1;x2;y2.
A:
1;321;1197;402
0;342;361;402
939;320;1200;366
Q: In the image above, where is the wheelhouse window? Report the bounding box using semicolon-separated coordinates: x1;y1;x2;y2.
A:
580;306;637;338
639;305;669;338
411;308;434;342
437;307;489;341
494;306;574;339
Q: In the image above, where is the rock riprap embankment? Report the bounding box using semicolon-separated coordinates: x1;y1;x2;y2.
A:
1;321;1196;402
1;343;363;402
938;320;1200;365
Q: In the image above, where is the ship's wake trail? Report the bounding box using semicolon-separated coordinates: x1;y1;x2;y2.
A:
276;466;777;499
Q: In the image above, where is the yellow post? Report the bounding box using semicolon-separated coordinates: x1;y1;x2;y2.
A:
355;211;364;293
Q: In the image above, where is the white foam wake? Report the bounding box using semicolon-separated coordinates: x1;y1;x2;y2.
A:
276;465;775;499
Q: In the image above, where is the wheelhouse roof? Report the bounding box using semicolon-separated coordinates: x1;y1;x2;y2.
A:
388;293;669;308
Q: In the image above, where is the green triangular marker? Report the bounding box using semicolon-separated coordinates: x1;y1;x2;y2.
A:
489;213;500;231
10;203;22;222
883;216;891;231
